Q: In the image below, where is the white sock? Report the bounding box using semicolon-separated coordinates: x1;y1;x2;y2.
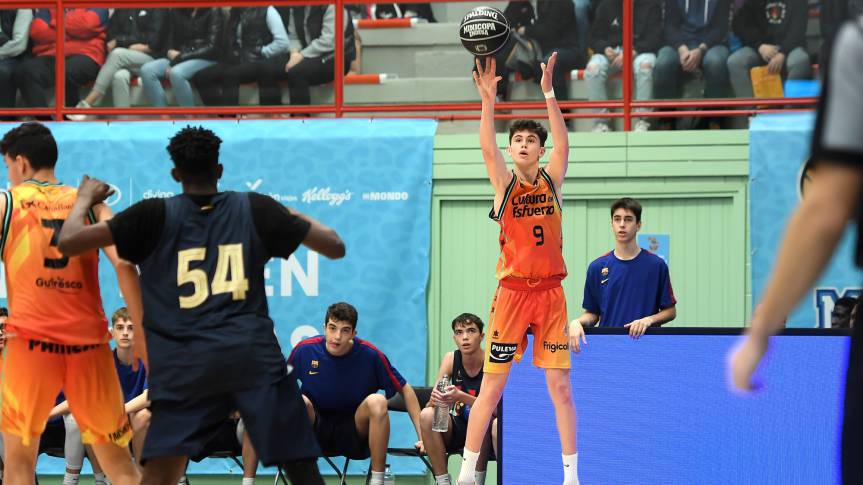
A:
94;472;109;485
369;471;385;485
242;478;255;485
434;474;452;485
177;476;188;485
62;472;80;485
562;453;579;485
475;470;487;485
457;449;479;484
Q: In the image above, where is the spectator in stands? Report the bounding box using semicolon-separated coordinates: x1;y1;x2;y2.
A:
287;302;423;485
490;0;581;101
573;197;677;337
268;5;355;108
0;9;32;113
420;313;496;485
369;3;437;21
50;308;150;472
14;8;108;110
727;0;811;98
67;8;168;121
139;8;223;108
653;0;731;100
833;297;858;328
573;0;593;65
191;6;289;109
586;0;662;132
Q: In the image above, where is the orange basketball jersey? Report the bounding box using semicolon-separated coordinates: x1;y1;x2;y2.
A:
490;168;566;280
0;181;108;344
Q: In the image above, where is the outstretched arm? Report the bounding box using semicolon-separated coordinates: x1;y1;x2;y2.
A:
92;202;147;371
540;52;569;191
730;162;861;390
291;208;345;259
473;57;512;195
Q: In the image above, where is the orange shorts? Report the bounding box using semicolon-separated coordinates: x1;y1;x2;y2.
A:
484;277;571;373
0;334;131;447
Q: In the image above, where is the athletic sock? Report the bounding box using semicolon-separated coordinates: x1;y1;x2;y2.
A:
562;453;579;485
475;470;487;485
94;472;109;485
242;478;255;485
457;449;479;485
62;472;80;485
369;470;385;485
177;475;188;485
434;474;452;484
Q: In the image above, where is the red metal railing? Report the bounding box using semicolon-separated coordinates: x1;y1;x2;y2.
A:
0;0;819;127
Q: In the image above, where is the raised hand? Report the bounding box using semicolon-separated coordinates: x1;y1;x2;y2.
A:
473;57;502;101
540;51;558;94
76;175;114;207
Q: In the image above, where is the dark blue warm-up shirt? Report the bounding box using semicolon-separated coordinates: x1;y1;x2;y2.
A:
582;249;677;327
113;349;148;403
288;336;406;416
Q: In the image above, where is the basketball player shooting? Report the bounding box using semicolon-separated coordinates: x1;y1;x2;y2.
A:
456;55;582;485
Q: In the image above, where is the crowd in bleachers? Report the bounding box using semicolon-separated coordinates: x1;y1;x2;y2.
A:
0;0;852;129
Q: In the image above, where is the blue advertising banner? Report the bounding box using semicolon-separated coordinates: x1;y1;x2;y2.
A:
0;119;435;475
749;113;863;327
504;334;847;484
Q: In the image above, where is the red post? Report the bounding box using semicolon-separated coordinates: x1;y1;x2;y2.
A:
334;0;345;118
55;1;65;121
621;0;633;131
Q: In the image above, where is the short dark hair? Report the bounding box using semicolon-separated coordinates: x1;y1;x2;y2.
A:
509;120;548;147
111;307;130;325
0;307;7;317
167;126;221;180
611;197;642;223
325;302;358;329
451;313;484;333
0;122;58;171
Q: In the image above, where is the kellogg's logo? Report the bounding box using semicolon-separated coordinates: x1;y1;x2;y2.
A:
302;187;352;206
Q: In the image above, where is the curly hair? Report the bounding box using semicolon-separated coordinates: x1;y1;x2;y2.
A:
167;126;222;177
509;119;548;146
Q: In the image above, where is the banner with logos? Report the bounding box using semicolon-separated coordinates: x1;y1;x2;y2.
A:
0;119;436;475
750;113;863;327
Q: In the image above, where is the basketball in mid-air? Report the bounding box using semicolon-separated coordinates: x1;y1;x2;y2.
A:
459;6;510;56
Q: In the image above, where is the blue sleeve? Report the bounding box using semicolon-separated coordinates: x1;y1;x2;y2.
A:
374;351;406;398
657;261;677;310
582;263;601;314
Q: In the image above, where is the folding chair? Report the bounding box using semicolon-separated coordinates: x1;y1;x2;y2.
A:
385;386;433;472
35;419;67;485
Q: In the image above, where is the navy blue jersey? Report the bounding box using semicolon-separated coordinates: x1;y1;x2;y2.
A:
582;249;676;327
109;192;310;401
451;349;482;420
288;336;406;416
113;349;147;402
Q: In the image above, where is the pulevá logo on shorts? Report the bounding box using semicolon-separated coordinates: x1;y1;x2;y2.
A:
489;342;518;363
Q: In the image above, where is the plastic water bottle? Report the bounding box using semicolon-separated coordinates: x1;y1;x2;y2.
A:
384;464;395;485
432;374;450;432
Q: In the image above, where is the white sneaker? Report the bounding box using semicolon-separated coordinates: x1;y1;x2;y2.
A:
66;100;93;121
634;119;650;132
592;122;611;132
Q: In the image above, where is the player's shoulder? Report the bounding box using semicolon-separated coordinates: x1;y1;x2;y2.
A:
354;338;390;360
588;251;614;270
639;249;669;268
293;335;325;354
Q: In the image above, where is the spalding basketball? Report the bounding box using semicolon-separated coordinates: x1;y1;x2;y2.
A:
459;6;510;56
